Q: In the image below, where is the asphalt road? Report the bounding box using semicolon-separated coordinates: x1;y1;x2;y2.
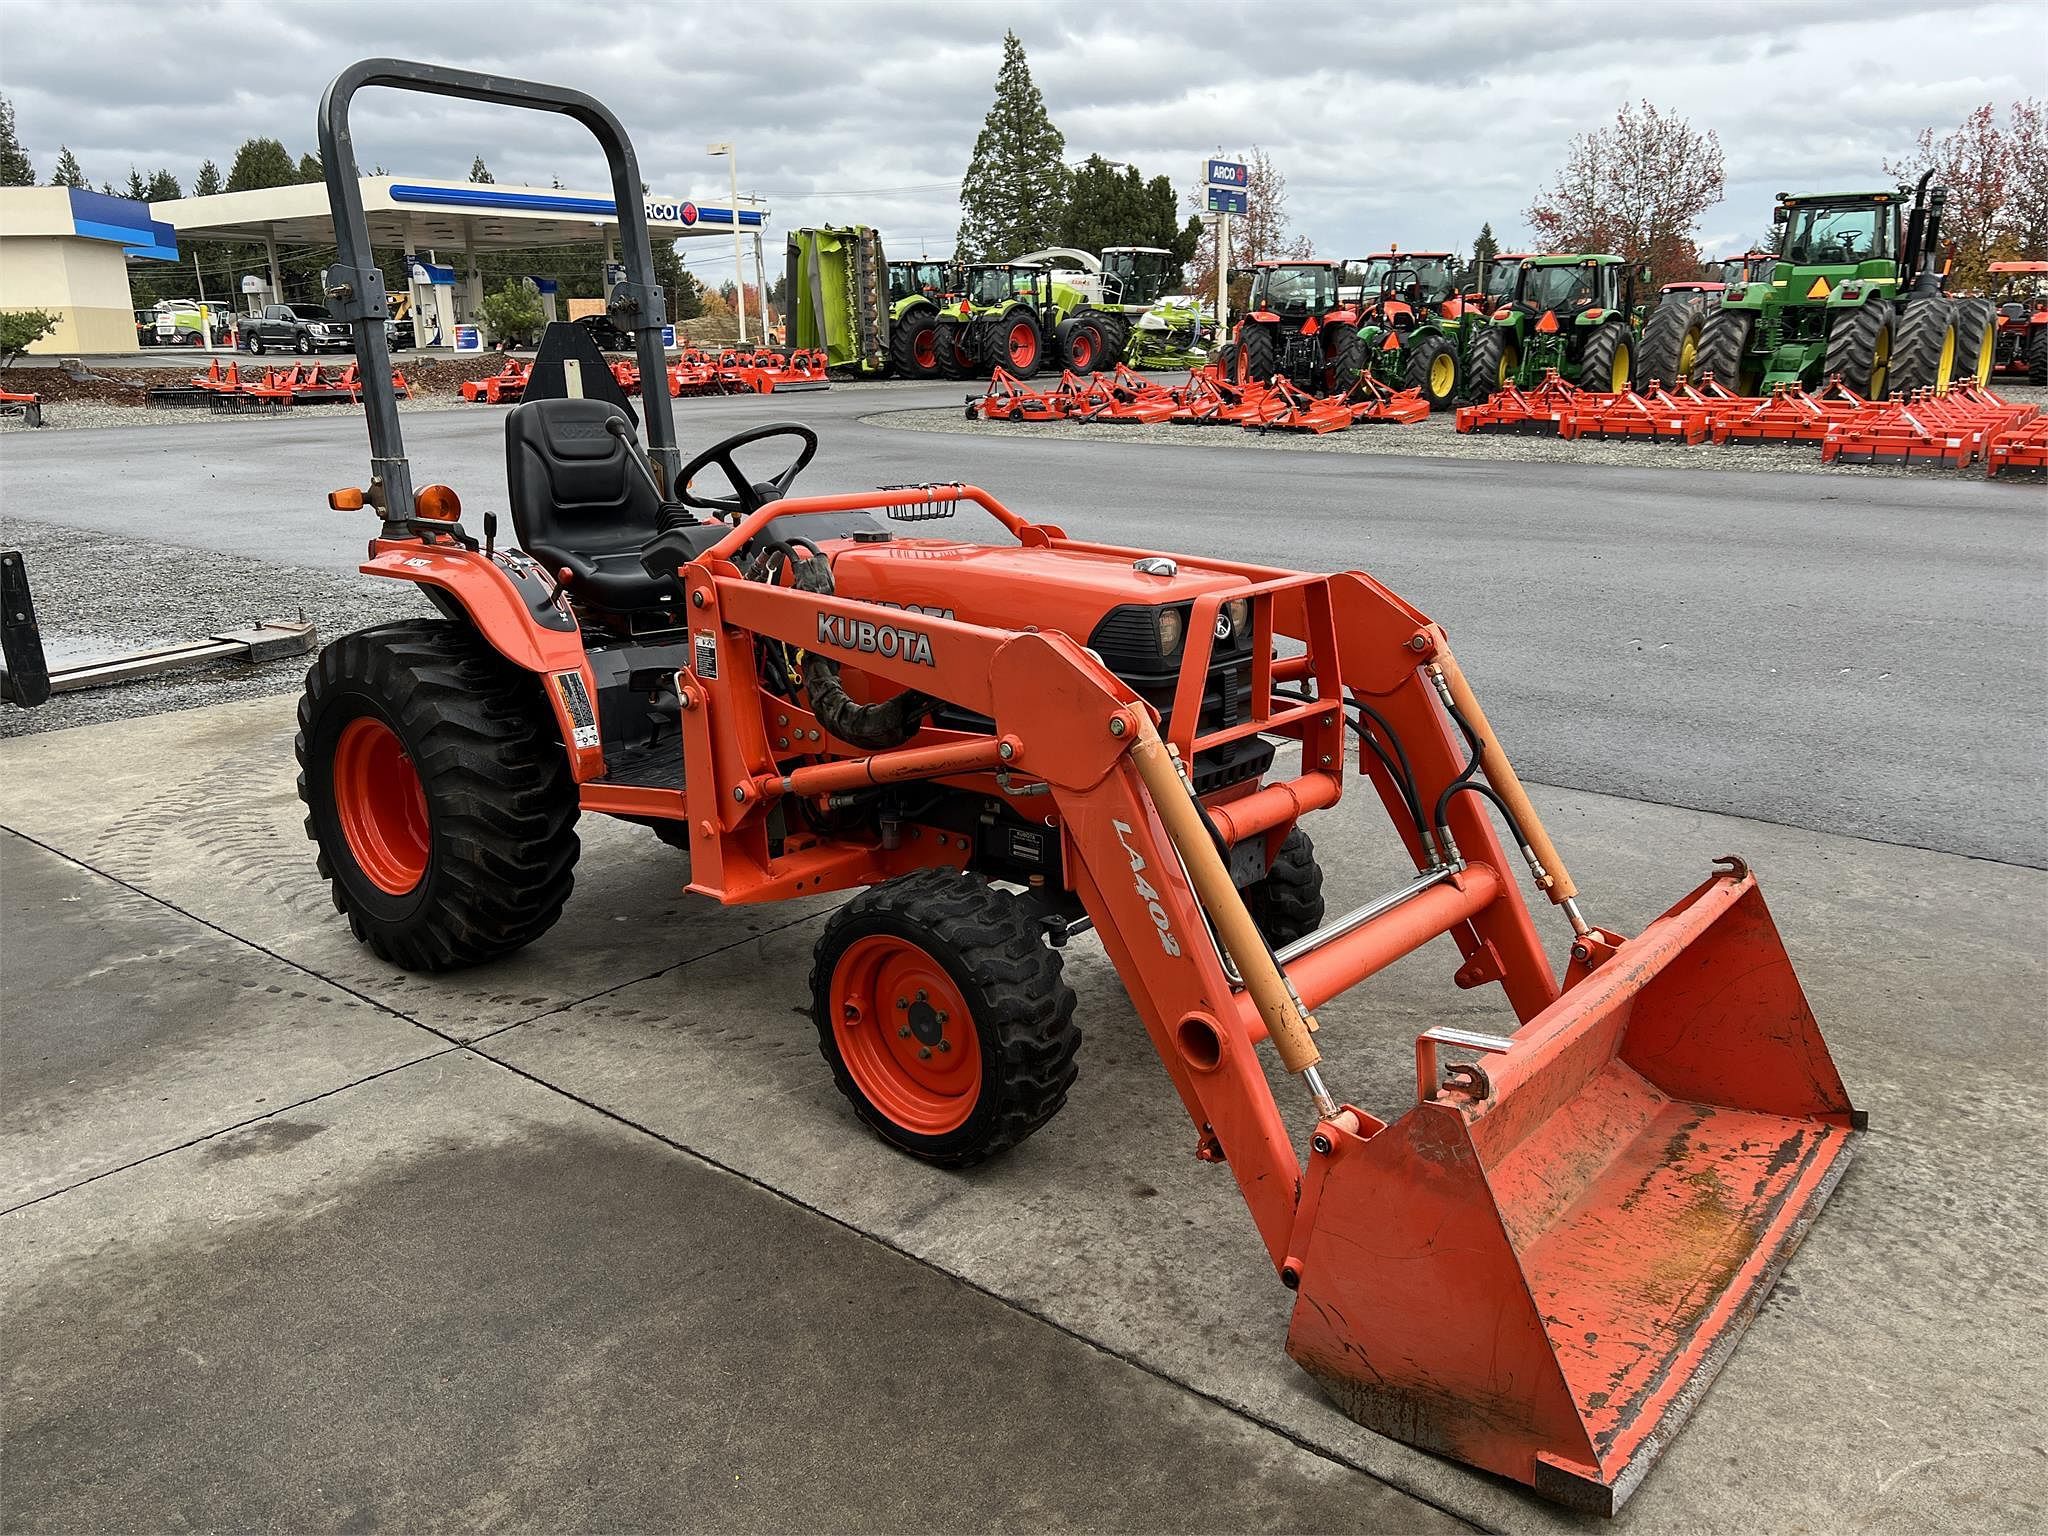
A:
3;381;2042;865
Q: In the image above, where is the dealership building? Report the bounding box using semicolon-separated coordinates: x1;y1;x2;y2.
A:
0;176;763;354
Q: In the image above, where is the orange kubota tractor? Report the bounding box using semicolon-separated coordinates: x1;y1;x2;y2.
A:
298;61;1861;1515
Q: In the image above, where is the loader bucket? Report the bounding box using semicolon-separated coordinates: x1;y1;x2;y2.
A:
1285;866;1860;1514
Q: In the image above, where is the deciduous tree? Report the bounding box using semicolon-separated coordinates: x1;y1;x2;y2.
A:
2006;98;2048;260
1888;98;2046;279
954;31;1069;261
1526;101;1724;288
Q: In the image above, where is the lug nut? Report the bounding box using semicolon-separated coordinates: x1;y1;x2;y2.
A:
1108;715;1128;737
898;1026;911;1038
895;998;909;1010
935;1011;948;1024
918;1047;932;1060
938;1039;951;1053
915;990;928;1003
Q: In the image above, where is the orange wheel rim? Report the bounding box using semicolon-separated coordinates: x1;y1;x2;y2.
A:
333;716;429;895
1072;331;1095;368
831;934;982;1135
1008;322;1037;367
914;329;937;368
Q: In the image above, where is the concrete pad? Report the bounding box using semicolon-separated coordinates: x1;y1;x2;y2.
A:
0;829;440;1208
0;694;834;1040
487;786;2048;1533
0;1053;1456;1534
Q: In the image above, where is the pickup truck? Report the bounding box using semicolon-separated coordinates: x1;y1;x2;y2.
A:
237;303;353;356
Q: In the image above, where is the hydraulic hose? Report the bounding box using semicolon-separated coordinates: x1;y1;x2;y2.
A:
790;553;930;751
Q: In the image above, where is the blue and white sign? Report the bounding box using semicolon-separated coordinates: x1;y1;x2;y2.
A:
453;325;483;352
1205;158;1248;190
1206;187;1248;216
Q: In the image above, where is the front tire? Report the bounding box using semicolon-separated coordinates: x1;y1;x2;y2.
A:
1054;316;1105;375
1244;827;1326;949
294;332;314;356
296;619;580;971
1322;321;1368;393
1239;324;1279;384
246;331;265;356
2030;328;2048;386
1694;306;1759;394
810;870;1080;1167
890;307;941;379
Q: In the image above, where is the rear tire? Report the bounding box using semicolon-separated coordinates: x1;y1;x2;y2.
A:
1244;827;1326;949
934;319;974;380
1951;297;1997;388
1577;322;1632;394
1322;321;1368;393
1403;332;1460;410
247;332;265;356
1634;292;1706;391
890;307;941;379
1693;307;1758;394
1464;326;1510;399
1239;324;1279;383
1889;294;1957;395
810;869;1080;1168
296;619;580;971
1822;299;1895;399
2030;329;2048;386
1213;341;1240;381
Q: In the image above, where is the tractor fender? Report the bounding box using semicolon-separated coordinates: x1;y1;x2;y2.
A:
1249;309;1280;324
362;542;606;782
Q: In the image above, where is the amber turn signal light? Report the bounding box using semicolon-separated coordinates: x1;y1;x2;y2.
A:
328;487;366;511
415;484;462;522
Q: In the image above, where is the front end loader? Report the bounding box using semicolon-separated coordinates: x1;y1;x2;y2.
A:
1465;254;1643;399
1693;178;1984;397
297;59;1863;1517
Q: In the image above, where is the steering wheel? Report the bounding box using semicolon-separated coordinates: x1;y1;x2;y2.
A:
676;422;820;519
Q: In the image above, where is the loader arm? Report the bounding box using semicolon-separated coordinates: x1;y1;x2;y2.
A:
665;482;1860;1513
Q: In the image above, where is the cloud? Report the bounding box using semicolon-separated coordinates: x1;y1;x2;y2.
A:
1;0;2039;270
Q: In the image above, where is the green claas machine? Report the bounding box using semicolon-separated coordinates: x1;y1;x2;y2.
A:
785;225;957;379
1691;174;1986;397
885;258;956;378
933;262;1120;380
1464;254;1644;399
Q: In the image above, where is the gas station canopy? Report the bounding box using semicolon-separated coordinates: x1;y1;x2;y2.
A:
155;175;764;251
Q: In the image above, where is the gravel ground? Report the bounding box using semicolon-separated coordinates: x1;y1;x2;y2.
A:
0;514;423;736
869;381;2048;480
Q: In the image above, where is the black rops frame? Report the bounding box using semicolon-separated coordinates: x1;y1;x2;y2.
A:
316;59;681;531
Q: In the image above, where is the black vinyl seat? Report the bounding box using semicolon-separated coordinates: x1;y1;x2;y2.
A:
505;396;679;615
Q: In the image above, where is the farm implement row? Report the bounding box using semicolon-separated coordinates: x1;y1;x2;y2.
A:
461;349;831;405
1456;371;2045;475
968;364;1428;434
147;360;412;412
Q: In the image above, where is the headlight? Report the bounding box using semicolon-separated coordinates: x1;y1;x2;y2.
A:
1156;607;1184;654
1225;598;1251;638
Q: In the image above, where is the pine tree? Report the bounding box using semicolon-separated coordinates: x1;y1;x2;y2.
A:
470;156;494;184
1473;222;1499;267
297;152;322;183
0;95;36;186
145;168;181;202
954;31;1069;260
125;167;148;201
193;160;223;197
50;146;84;187
226;138;298;193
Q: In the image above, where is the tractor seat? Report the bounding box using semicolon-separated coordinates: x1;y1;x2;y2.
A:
505;397;679;614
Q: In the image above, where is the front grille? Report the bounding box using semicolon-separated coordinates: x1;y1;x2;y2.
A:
1089;604;1268;792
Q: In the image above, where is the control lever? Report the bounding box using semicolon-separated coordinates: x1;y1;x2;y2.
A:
605;414;669;500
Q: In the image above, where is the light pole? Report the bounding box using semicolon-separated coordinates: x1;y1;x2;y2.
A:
707;141;746;344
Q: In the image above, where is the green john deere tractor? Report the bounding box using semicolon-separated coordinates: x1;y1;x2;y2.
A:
934;262;1119;380
884;258;956;378
1464;254;1643;399
1345;249;1466;411
1690;175;1991;398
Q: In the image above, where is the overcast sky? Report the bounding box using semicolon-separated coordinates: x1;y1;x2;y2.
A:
3;0;2040;283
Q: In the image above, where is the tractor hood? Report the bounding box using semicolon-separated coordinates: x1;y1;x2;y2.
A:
824;538;1252;642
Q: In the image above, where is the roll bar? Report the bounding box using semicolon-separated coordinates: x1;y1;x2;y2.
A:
317;59;681;527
